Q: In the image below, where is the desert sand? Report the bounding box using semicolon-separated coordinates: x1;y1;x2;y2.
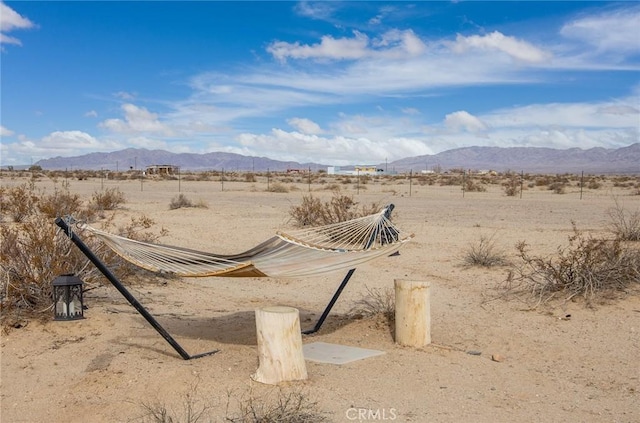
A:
1;174;639;422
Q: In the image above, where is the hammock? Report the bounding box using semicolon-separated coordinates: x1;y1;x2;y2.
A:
80;205;413;278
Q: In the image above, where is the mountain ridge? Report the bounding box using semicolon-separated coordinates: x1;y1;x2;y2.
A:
31;144;640;174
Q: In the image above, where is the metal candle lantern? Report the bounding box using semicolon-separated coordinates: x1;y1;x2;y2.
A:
52;274;84;320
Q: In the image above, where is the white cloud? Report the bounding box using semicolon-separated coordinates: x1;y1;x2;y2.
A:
100;103;175;136
452;31;551;64
0;2;35;49
483;99;639;129
84;110;98;118
401;107;420;115
0;125;14;137
560;6;640;54
267;29;426;62
268;31;370;62
113;91;136;101
41;131;103;149
1;131;119;165
287;117;323;135
294;1;337;20
237;128;432;165
445;111;489;133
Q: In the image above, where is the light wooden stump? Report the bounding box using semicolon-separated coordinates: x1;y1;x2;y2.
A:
394;280;431;347
252;306;308;385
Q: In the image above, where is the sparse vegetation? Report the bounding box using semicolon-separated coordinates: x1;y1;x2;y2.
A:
463;234;510;267
225;388;327;423
607;198;640;241
267;182;289;193
135;382;327;423
0;182;165;325
503;174;521;197
169;194;209;210
91;187;126;211
289;192;380;227
503;224;640;307
463;177;487;192
169;194;194;209
348;286;395;327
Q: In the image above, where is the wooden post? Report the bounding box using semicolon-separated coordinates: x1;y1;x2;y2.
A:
252;306;308;385
394;280;431;347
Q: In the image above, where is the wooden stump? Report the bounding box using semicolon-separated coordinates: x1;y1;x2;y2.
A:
252;306;308;385
394;280;431;347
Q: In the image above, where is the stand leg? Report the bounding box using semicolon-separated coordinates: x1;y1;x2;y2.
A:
55;217;218;360
302;268;355;335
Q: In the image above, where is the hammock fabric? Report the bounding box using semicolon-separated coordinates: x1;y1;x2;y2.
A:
81;206;413;278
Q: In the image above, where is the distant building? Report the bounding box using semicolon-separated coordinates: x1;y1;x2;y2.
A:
327;165;383;176
146;165;179;175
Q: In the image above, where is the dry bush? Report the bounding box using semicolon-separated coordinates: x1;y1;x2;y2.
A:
463;178;487;192
503;174;521;197
607;198;640;241
503;224;640;307
225;388;327;423
463;234;510;267
587;178;602;190
137;380;214;423
0;182;39;222
37;183;84;219
267;182;289;193
548;182;566;194
90;187;126;211
169;194;193;209
0;183;165;324
289;193;380;227
169;194;209;210
323;183;341;191
348;286;395;327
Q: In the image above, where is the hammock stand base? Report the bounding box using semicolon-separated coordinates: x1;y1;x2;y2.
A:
55;216;356;358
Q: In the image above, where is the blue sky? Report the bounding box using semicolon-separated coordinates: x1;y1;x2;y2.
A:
1;1;639;167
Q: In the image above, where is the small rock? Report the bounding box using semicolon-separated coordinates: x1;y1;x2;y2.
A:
467;350;482;356
491;354;505;362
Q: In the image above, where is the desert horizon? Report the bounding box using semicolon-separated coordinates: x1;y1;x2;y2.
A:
1;170;639;422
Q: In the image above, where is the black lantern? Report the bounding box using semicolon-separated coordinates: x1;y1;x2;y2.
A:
52;274;84;320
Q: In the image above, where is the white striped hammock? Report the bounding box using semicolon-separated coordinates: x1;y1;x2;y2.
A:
81;205;413;278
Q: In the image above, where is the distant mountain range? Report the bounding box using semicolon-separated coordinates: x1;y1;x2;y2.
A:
32;144;640;174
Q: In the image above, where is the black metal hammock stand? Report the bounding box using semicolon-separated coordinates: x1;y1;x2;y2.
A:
55;205;409;360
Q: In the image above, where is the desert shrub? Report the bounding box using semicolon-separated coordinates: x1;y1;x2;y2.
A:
0;182;39;222
267;182;289;193
348;286;395;327
463;178;487;192
0;183;165;323
587;179;602;189
503;175;521;197
226;388;327;423
169;194;193;209
289;193;380;227
548;182;566;194
463;234;510;267
37;184;84;219
607;198;640;241
323;183;341;191
90;187;126;211
138;382;326;423
503;224;640;307
244;172;257;183
440;175;462;186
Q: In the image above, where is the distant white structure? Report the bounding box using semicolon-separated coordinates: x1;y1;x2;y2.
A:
327;165;383;176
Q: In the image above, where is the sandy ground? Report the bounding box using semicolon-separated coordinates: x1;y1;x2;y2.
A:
1;174;639;422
